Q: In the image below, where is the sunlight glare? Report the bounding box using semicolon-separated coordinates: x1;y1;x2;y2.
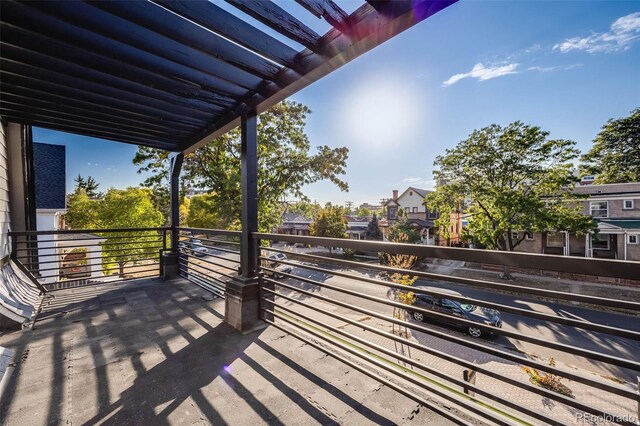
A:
338;74;421;151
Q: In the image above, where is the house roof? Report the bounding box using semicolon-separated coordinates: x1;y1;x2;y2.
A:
33;142;66;210
599;219;640;230
0;1;457;153
282;212;312;223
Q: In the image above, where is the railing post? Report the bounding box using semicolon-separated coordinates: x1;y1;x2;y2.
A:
161;153;183;280
226;109;263;333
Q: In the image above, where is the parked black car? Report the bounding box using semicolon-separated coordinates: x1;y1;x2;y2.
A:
408;287;502;338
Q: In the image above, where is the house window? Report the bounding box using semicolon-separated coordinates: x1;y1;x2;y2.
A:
628;235;638;244
623;200;634;210
590;201;608;218
593;235;610;250
405;207;410;213
412;207;418;213
525;232;534;241
428;209;438;219
511;231;519;241
409;191;413;196
388;207;397;220
546;232;564;247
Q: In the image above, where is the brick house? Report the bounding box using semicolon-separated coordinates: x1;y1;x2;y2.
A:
514;183;640;261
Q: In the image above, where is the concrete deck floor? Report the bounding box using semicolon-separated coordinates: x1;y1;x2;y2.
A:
0;278;456;425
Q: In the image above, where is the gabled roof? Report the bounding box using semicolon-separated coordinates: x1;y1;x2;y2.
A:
399;187;432;199
599;219;640;230
0;1;457;153
282;212;312;223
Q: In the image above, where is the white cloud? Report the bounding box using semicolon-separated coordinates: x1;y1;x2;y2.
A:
528;63;583;72
442;63;519;87
554;12;640;53
402;177;435;188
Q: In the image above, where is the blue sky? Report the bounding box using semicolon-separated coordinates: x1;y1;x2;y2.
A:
33;1;640;206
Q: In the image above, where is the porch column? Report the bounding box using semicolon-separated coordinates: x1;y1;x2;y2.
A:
161;153;183;279
226;110;263;333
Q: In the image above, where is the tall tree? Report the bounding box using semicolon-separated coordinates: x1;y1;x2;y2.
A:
288;200;319;220
355;206;372;217
365;213;383;240
133;101;349;232
580;108;640;183
73;174;101;198
426;121;595;258
309;205;347;252
65;187;164;276
187;193;224;229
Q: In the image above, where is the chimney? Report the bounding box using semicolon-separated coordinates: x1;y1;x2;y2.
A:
392;190;398;201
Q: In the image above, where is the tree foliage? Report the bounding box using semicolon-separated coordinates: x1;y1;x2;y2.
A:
288;200;320;220
382;209;420;268
426;121;595;252
365;213;383;240
187;193;225;229
133;101;349;232
355;206;371;217
309;205;346;253
65;187;164;276
580;108;640;184
73;174;101;198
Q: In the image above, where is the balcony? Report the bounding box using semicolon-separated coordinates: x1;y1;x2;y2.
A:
1;226;639;425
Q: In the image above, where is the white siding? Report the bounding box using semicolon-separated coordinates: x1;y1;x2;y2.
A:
0;121;10;258
396;189;428;213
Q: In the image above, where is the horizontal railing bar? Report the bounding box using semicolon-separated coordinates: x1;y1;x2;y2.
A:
179;253;238;272
178;272;225;298
177;248;240;265
261;246;640;312
266;308;517;426
31;256;160;273
20;249;161;267
262;287;626;420
265;298;561;426
179;257;236;278
21;234;164;244
16;245;164;259
14;239;162;252
177;233;240;246
261;256;640;340
45;264;159;279
263;277;636;399
45;271;160;291
178;240;241;255
178;268;227;292
264;319;472;426
262;267;640;372
177;227;241;237
10;227;170;236
255;233;640;280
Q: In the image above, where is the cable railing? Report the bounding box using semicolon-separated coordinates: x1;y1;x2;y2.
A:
9;227;170;291
255;232;640;426
176;227;241;298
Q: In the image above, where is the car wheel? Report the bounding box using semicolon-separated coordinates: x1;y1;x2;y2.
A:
467;326;482;338
412;312;424;322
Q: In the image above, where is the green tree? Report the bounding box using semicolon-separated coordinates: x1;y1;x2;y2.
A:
133;101;349;232
382;208;421;268
288;200;319;220
580;108;640;183
365;213;383;240
187;193;225;229
65;187;164;276
309;205;347;252
73;174;101;198
426;122;595;273
355;206;371;217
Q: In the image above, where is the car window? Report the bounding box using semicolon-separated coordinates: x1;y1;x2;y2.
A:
416;294;433;304
440;299;459;310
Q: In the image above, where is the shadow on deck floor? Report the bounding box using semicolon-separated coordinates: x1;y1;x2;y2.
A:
0;278;453;425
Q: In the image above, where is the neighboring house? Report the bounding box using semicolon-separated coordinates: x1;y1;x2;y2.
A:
357;202;383;213
278;212;313;236
33;142;105;283
344;215;369;240
382;188;439;244
514;183;640;261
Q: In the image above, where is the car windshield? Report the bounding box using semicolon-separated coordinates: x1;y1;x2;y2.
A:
460;303;477;312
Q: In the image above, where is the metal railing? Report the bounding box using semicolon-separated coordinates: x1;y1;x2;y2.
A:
254;232;640;426
9;227;169;291
176;227;241;298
